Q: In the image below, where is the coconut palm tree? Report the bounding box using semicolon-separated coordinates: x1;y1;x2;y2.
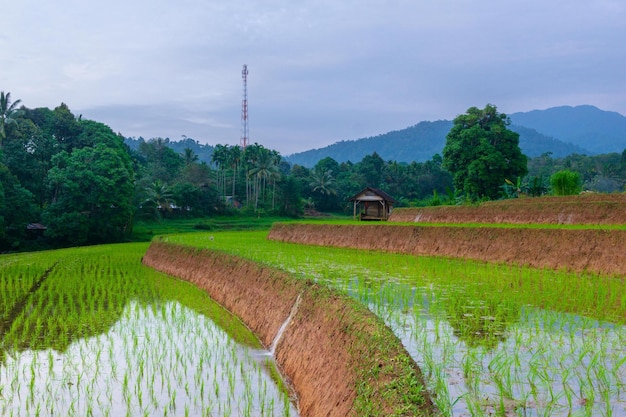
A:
211;144;229;198
183;147;198;165
0;91;23;147
143;180;175;220
309;168;337;196
248;148;279;210
226;145;242;200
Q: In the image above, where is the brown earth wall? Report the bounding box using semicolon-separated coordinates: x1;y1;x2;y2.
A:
142;241;435;417
390;194;626;224
268;224;626;276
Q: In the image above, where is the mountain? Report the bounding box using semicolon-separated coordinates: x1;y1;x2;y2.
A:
123;105;626;169
509;105;626;154
510;125;589;158
286;120;453;168
286;119;589;168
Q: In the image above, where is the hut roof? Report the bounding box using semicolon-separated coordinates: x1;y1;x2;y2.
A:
349;187;397;203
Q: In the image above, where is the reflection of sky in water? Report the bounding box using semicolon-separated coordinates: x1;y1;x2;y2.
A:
326;273;626;416
0;301;298;417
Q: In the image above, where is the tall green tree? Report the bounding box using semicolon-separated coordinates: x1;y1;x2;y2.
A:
248;147;280;210
0;92;23;147
183;148;199;165
138;138;184;183
43;144;134;246
309;167;339;211
0;163;38;250
227;145;242;199
442;104;527;200
52;103;81;150
357;152;385;188
142;180;175;220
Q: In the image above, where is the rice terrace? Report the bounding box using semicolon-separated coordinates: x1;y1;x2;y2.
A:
1;194;625;417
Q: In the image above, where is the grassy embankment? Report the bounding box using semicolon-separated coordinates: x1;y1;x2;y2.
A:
144;240;436;417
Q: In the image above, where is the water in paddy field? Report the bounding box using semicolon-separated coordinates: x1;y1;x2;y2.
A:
347;278;626;417
0;301;298;417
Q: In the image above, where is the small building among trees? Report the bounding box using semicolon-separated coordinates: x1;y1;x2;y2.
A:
349;187;396;221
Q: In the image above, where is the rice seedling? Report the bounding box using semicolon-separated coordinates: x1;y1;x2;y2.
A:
164;230;626;417
0;243;297;416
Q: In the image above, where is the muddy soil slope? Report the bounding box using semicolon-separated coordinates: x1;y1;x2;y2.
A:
143;241;436;417
269;224;626;276
390;194;626;224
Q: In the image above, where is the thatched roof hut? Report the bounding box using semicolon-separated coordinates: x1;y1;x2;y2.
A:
349;187;396;221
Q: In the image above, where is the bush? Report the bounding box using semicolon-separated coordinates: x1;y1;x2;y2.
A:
550;170;582;195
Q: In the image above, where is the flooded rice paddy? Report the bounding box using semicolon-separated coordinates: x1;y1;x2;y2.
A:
166;231;626;417
0;244;297;417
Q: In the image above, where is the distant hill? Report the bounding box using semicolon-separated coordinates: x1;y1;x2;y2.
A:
286;119;589;168
509;105;626;154
123;105;626;169
510;125;589;158
286;120;453;168
125;137;215;165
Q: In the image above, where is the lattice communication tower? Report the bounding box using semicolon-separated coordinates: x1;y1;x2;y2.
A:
240;64;249;149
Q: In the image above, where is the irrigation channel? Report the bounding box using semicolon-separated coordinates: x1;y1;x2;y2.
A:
0;244;298;417
163;231;626;417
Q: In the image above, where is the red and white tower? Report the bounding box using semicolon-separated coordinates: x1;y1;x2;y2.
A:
240;64;249;149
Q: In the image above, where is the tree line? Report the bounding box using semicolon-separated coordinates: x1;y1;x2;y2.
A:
1;94;625;251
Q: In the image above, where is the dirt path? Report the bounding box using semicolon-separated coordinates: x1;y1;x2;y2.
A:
268;224;626;276
142;241;436;417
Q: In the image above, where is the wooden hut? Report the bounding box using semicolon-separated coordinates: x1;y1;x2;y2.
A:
349;187;396;221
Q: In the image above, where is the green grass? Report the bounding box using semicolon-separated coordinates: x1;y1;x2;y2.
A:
277;218;626;230
130;215;293;241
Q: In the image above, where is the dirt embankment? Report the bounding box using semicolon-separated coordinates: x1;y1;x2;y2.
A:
390;194;626;224
268;224;626;276
142;241;435;417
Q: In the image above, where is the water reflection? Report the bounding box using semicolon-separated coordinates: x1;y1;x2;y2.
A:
444;293;519;350
310;268;625;416
0;301;298;417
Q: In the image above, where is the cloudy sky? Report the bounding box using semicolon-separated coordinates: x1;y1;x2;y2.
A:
2;0;625;154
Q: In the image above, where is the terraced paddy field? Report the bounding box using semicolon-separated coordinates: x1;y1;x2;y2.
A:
389;194;626;225
2;194;624;416
162;197;626;416
161;201;625;417
0;244;297;417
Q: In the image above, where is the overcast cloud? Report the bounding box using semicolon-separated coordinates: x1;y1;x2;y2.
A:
2;0;625;154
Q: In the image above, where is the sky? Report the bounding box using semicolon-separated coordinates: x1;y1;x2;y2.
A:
2;0;625;155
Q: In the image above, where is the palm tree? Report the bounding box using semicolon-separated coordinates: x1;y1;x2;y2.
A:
183;148;199;165
226;145;242;201
248;148;279;210
0;91;23;147
143;180;175;220
309;168;337;196
211;144;229;198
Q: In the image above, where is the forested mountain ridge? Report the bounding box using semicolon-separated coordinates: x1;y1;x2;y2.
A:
124;105;624;169
285;120;590;168
509;105;626;154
